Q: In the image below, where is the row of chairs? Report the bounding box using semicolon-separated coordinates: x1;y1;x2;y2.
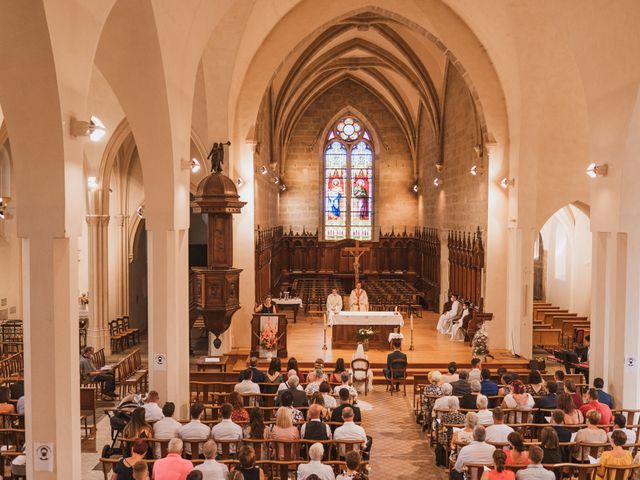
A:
109;317;140;353
115;349;148;397
460;462;634;480
0;352;23;384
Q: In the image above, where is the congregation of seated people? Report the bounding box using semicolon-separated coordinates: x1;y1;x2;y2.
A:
420;359;640;478
104;356;371;480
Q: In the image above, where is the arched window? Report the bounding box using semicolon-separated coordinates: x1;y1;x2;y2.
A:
324;116;373;241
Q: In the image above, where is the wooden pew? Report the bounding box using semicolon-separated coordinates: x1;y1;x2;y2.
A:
543;312;577;327
535;308;568;322
532;328;563;349
551;315;586;330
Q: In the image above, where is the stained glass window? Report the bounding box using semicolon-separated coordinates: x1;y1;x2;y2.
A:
323;116;373;241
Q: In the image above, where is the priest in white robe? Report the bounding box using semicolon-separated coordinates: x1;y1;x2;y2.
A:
450;301;471;341
349;282;369;311
436;294;460;334
326;287;343;323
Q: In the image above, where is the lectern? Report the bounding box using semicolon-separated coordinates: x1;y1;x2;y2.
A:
251;313;288;358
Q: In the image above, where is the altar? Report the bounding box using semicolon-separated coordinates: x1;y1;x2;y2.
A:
329;311;404;349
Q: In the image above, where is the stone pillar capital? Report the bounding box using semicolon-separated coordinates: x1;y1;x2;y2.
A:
85;214;110;227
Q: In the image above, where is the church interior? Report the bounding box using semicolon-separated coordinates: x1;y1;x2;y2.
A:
0;1;639;479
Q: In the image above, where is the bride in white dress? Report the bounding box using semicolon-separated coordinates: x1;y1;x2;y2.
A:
349;343;374;394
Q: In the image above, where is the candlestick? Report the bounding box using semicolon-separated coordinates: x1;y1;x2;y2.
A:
410;313;414;331
322;313;328;350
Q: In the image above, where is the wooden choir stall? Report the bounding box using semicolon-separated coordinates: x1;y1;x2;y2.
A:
251;313;288;358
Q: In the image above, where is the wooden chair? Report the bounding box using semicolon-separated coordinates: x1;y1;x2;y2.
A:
350;358;371;395
387;359;408;396
80;387;97;438
462;463;495;480
109;320;126;353
598;464;640;480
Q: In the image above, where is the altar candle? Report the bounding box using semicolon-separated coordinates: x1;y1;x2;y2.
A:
323;313;327;328
410;313;414;330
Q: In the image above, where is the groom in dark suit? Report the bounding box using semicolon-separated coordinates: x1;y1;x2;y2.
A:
383;339;407;390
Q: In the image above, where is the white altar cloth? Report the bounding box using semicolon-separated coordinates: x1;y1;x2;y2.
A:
272;298;303;306
329;311;404;327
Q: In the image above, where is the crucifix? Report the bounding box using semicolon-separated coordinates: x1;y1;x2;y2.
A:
344;240;371;285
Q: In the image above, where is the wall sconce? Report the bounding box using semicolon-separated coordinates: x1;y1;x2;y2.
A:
470;165;484;176
273;176;280;185
70;116;106;142
87;176;98;192
136;205;144;219
433;178;443;187
259;165;268;175
410;183;419;194
0;197;7;220
180;158;201;173
500;177;515;189
586;163;608;178
236;177;245;188
279;183;287;192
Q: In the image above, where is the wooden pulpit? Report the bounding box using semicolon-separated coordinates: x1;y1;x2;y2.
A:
251;313;288;358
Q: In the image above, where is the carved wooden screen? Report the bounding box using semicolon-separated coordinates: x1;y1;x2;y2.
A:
416;227;440;310
447;227;484;309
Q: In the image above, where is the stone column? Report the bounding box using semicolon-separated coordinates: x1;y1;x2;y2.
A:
22;235;80;479
115;213;130;317
86;214;110;353
147;228;190;418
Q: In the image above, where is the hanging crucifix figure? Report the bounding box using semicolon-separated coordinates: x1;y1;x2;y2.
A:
344;241;371;311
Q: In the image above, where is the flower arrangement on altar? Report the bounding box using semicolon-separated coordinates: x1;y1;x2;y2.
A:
255;319;284;351
355;326;376;341
472;323;490;359
79;293;89;306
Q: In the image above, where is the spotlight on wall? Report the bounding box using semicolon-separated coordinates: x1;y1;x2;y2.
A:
500;177;515;189
136;205;144;219
259;165;268;175
586;163;608;178
190;158;201;173
236;177;245;188
0;198;5;220
273;176;280;185
279;183;287;192
470;165;484;176
70;116;106;142
433;178;443;187
410;183;419;194
87;176;98;192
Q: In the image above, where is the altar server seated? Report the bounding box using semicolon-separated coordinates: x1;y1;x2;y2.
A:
436;294;460;334
450;301;471;342
349;282;369;311
326;287;343;322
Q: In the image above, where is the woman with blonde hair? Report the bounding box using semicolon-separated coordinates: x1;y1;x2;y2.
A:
270;406;300;460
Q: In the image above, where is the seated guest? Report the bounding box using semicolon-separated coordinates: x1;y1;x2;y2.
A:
333;372;358;400
433;383;455;412
549;409;573;443
111;440;147;480
243;356;266;383
276;375;308;407
307;359;328;383
481;449;515;480
501;380;535;421
452;412;478;446
557;393;584;424
132;461;148;480
480;368;499;398
123;407;153;441
265;358;283;385
229;391;249;423
270;406;300;460
609;413;636;445
194;440;230;480
152;438;193;480
0;387;15;415
331;358;347;383
301;404;332;441
153;402;182;456
141;390;163;422
297;442;336;480
594;377;614;409
309;392;330;422
485;408;514;444
211;403;243;457
565;380;583;408
334;407;367;456
498;374;514;397
451;301;472;342
469;358;483;382
423;371;443;415
437;294;461;334
279;390;305;424
476;395;494;426
179;402;211;457
579;388;613;425
187;472;203;480
383;339;407;391
16;395;24;415
234;369;261;403
452;370;471;396
350;344;374;394
461;380;482;409
320;381;338;409
236;445;266;480
331;388;362;424
524;370;548;396
554;370;566;394
305;369;325;396
540;426;563;464
534;381;558;423
286;357;302;380
596;430;633;480
243;407;269;441
441;362;460;384
505;431;531;465
337;450;367;480
277;369;304;393
438;397;466;447
79;346;117;400
515;446;555;480
453;426;496;480
573;410;608;461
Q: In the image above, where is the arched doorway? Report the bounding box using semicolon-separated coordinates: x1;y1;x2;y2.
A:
129;219;148;332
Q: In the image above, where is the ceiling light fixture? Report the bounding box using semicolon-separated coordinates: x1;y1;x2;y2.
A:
500;177;515;189
433;178;443;187
586;163;608;178
70;116;107;142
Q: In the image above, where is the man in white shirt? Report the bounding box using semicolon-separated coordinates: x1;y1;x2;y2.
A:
441;362;460;384
468;358;482;382
210;403;243;455
326;287;343;323
153;402;182;456
484;408;514;443
194;439;229;480
432;383;456;412
437;294;460;334
179;402;211;456
234;369;261;406
349;282;369;311
453;426;495;480
333;407;367;457
609;413;637;444
297;442;336;480
476;395;494;426
332;372;358;400
142;390;164;422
